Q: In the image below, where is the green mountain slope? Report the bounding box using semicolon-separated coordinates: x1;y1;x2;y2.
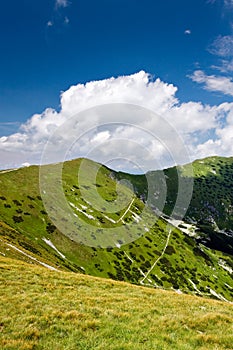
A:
0;157;232;301
1;257;232;350
117;156;233;255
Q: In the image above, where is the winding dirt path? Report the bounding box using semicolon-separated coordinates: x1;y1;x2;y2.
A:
140;228;172;285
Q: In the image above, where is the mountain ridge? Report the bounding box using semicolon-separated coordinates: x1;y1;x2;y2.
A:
0;156;232;301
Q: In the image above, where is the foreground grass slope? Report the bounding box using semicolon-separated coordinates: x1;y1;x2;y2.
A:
0;256;232;350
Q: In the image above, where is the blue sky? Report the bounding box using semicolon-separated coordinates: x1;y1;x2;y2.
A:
0;0;233;171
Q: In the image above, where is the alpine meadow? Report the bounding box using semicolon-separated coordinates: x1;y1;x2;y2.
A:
0;156;233;349
1;0;233;349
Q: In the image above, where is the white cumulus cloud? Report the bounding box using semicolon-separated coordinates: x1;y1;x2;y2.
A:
195;103;233;158
1;71;233;172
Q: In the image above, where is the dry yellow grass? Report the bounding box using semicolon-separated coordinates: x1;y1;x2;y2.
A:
0;256;232;349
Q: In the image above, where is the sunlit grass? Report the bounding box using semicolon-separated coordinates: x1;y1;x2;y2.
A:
0;256;232;350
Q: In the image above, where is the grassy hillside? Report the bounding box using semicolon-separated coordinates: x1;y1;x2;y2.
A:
176;156;233;231
0;256;232;350
117;156;233;228
0;157;232;301
117;156;233;255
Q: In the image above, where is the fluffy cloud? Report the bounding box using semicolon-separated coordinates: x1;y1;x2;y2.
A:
1;71;233;172
60;71;178;115
190;70;233;96
195;103;233;158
